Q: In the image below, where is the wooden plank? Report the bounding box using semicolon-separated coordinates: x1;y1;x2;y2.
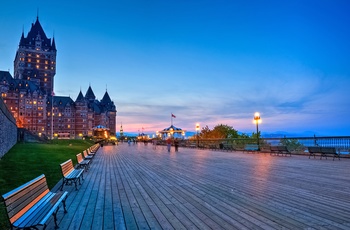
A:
45;143;350;229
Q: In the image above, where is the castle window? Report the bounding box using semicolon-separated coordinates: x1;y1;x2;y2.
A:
44;78;47;82
36;65;39;69
28;58;31;62
36;60;40;63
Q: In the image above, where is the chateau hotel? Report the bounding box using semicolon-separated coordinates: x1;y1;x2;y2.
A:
0;17;117;138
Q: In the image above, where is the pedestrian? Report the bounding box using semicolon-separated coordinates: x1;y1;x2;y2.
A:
152;139;157;149
174;138;179;152
166;138;172;152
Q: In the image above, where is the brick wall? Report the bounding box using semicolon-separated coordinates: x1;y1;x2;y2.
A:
0;97;17;158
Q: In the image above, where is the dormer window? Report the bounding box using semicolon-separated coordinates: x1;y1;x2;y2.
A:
35;41;41;50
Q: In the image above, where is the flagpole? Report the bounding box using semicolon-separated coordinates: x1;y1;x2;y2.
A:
171;113;173;126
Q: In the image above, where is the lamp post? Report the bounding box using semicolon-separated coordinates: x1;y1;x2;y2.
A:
253;112;261;150
195;123;200;148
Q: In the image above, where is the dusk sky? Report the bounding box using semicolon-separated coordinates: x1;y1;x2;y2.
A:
1;1;350;136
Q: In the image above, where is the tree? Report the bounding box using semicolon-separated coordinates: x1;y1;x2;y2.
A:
199;124;239;139
199;125;212;139
280;138;304;152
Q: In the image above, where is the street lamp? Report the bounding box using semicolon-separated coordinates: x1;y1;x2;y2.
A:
253;112;261;150
195;123;200;147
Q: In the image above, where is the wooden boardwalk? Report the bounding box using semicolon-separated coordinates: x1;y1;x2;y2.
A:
47;143;350;230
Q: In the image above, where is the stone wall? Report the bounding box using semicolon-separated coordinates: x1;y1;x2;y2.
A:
0;97;17;158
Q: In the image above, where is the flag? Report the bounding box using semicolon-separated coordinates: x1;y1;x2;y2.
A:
172;113;176;118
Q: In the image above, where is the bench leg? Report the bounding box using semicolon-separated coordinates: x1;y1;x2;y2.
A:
52;208;59;229
60;179;66;191
63;196;68;214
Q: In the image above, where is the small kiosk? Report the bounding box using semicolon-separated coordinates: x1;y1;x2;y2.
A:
158;125;186;139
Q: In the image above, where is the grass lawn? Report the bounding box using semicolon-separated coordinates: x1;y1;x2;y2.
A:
0;139;95;229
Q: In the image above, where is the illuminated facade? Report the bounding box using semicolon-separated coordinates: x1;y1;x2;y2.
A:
0;17;116;138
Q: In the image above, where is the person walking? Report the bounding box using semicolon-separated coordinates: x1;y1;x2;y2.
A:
166;138;172;152
174;138;179;152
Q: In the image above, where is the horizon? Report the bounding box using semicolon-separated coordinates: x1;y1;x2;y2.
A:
1;1;350;136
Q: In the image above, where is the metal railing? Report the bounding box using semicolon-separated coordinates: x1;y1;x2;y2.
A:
181;136;350;153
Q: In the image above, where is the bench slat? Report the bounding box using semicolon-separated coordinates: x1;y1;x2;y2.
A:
16;191;68;228
244;144;259;153
1;174;68;229
60;159;84;190
5;177;48;220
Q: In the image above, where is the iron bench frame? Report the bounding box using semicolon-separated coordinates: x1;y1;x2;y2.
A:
60;159;84;191
270;146;292;156
1;174;68;230
308;147;340;160
222;143;235;151
76;153;91;171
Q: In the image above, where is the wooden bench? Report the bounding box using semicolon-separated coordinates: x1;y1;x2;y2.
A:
60;159;84;191
270;146;292;156
308;147;340;160
76;153;91;171
244;144;259;153
87;148;96;156
222;144;235;151
83;150;94;160
89;144;100;153
1;174;68;230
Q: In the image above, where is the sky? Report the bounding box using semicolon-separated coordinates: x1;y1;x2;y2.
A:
1;0;350;136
